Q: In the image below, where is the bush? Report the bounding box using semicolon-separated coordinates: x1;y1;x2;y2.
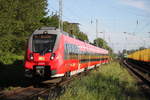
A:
0;35;26;55
0;51;23;64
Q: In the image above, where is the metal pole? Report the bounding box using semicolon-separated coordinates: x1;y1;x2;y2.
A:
148;32;150;38
96;19;98;38
103;30;105;40
96;19;98;46
59;0;63;31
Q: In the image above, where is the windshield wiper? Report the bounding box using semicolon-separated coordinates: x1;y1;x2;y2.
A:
40;47;51;55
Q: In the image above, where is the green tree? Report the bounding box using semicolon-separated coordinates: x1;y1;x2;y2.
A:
93;38;115;58
0;0;47;36
40;14;59;28
77;32;89;41
63;21;80;35
0;0;48;64
94;38;107;47
63;21;89;41
94;38;113;51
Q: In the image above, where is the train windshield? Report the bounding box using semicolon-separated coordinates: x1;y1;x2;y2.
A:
32;34;57;54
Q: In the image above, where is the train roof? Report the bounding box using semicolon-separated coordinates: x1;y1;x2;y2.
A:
32;27;109;54
33;27;69;36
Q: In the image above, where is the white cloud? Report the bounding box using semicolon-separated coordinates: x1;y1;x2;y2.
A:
120;0;150;12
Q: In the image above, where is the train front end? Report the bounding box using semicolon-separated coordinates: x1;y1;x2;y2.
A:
24;28;62;78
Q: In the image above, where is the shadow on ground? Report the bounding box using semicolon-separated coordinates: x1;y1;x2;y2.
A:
0;60;33;90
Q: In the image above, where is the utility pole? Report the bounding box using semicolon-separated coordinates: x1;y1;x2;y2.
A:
59;0;63;31
148;32;150;38
96;19;98;46
96;19;98;39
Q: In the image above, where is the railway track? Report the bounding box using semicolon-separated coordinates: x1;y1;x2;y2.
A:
0;68;92;100
0;78;61;100
123;59;150;87
122;59;150;98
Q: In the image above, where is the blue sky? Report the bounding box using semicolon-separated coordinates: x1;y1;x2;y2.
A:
48;0;150;53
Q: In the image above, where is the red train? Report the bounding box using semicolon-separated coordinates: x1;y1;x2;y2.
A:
24;27;109;78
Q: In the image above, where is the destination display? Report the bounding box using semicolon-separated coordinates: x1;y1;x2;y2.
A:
33;34;54;39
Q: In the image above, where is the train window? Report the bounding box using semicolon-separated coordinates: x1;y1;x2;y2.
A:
67;44;71;52
70;44;73;53
65;44;68;53
64;44;70;59
32;34;57;54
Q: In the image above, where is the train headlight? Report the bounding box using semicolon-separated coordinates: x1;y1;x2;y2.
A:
30;53;34;60
50;53;55;60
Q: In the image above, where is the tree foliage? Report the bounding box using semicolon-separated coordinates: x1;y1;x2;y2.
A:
63;21;88;41
40;14;59;28
93;38;114;58
0;0;48;64
0;0;47;36
94;38;113;52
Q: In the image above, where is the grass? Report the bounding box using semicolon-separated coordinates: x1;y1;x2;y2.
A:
57;61;147;100
4;86;17;91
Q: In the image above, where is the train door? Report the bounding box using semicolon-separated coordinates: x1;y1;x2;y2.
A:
77;47;81;71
